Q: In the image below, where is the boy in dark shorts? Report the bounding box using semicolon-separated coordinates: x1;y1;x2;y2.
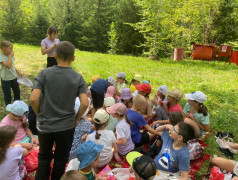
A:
30;41;88;180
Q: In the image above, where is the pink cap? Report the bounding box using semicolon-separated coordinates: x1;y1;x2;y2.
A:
106;103;127;115
105;86;116;97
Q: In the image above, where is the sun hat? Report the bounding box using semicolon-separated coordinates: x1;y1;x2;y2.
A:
126;152;156;179
94;108;110;124
92;75;101;84
6;100;28;116
115;72;126;79
141;80;150;85
76;141;103;169
135;84;151;94
106;103;127;115
167;89;183;101
133;74;142;82
104;97;116;107
158;85;169;96
107;77;115;85
120;88;133;100
105;86;116;97
185;91;207;103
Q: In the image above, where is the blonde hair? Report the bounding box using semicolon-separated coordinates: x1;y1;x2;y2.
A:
60;170;87;180
133;94;146;106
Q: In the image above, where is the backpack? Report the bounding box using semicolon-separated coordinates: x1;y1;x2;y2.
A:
187;139;204;160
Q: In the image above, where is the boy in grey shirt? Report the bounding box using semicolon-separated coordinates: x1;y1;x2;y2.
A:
30;41;88;180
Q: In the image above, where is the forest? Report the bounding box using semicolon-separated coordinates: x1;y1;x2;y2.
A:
0;0;237;58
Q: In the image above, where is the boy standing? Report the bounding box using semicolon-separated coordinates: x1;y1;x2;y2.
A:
30;41;88;180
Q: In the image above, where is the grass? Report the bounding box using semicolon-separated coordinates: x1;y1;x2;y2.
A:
1;43;238;179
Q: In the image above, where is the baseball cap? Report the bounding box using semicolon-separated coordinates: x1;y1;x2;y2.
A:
133;74;142;82
92;75;101;83
158;85;169;96
94;108;110;124
142;80;150;85
120;88;133;100
6;100;29;116
115;72;126;79
106;103;127;115
104;97;116;107
167;89;183;101
126;152;156;179
106;77;115;85
185;91;207;103
105;86;116;97
135;84;151;94
77;141;103;169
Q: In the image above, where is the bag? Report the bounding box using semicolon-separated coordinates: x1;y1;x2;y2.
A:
24;149;39;173
209;166;232;180
187;139;204;160
98;165;116;180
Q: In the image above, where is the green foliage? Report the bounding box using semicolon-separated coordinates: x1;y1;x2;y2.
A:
108;22;118;55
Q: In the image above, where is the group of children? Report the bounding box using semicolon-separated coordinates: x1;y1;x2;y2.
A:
0;26;237;180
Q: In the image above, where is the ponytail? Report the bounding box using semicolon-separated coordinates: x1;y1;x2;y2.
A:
198;103;208;116
124;79;128;84
94;119;104;140
125;115;133;126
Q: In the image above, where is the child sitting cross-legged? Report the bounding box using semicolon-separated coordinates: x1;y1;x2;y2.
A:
0;100;38;144
86;109;121;167
153;122;195;180
126;94;160;147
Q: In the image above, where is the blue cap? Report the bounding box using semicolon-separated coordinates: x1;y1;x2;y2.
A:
6;100;28;116
76;141;103;169
142;80;150;85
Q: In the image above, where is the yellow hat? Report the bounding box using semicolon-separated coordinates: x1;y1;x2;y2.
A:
167;89;183;101
126;151;142;166
133;74;142;82
92;75;101;83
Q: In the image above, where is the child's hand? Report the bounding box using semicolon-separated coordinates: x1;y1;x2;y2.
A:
17;70;23;77
152;121;159;127
51;43;57;49
187;112;194;120
31;137;39;145
82;134;88;142
24;143;34;150
165;124;173;131
9;51;14;57
159;100;163;106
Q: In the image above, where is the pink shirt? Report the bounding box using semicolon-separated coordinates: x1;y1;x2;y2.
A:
169;103;183;114
0;115;27;143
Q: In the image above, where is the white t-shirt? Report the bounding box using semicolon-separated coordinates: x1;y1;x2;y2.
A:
116;118;135;155
86;130;116;167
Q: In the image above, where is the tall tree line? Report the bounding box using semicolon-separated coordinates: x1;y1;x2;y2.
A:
0;0;237;57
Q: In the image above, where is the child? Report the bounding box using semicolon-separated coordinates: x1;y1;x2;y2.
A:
86;109;121;167
103;97;118;131
155;89;183;122
126;152;157;180
126;95;160;146
0;125;30;180
106;103;135;155
41;26;60;67
135;83;152;120
129;74;142;93
60;170;87;180
0;100;38;144
30;41;89;180
106;77;115;86
115;72;127;95
120;88;133;108
105;86;119;102
183;91;210;137
154;85;168;106
153;122;195;179
77;141;103;180
0;40;22;106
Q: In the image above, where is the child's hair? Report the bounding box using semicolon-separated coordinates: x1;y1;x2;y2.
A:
124;79;128;84
0;126;17;163
169;111;183;126
47;26;58;37
20;119;29;129
177;122;195;143
56;41;75;61
94;120;105;140
130;79;136;86
198;103;208;116
133;94;146;106
117;114;132;126
0;40;12;50
60;170;87;180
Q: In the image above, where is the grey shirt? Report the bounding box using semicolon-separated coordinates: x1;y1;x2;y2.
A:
33;66;87;133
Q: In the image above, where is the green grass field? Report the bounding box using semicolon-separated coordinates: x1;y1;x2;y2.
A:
0;43;238;178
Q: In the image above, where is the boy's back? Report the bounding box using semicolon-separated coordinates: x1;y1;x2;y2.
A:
33;65;86;133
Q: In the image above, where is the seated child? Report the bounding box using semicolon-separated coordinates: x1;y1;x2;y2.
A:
153;85;168;107
106;103;135;155
126;152;157;180
129;74;142;93
105;86;119;102
115;72;127;96
69;97;92;159
0;100;38;144
155;89;183;122
0;126;31;180
153;122;195;179
103;97;118;131
126;95;160;146
77;141;103;180
60;170;87;180
135;83;152;121
183;91;210;137
120;88;133;108
86;109;121;167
